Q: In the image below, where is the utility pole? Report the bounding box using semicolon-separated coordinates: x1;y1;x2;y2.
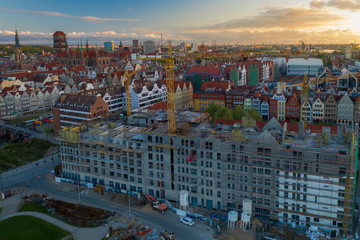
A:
77;175;80;204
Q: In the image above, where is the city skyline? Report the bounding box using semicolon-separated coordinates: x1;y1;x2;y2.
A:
0;0;360;45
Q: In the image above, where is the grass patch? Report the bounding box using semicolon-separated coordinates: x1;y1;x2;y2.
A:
0;138;55;171
9;115;41;124
19;201;48;214
0;215;70;240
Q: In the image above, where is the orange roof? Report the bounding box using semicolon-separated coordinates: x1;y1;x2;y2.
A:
200;81;230;91
187;66;222;75
147;101;167;110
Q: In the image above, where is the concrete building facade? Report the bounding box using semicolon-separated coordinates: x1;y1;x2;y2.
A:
60;117;357;236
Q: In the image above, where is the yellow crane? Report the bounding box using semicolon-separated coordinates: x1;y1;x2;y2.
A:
281;73;350;130
120;68;140;117
139;41;176;133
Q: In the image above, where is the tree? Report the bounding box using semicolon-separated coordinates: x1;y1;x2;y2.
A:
247;108;262;121
233;106;245;120
206;102;220;120
216;106;232;120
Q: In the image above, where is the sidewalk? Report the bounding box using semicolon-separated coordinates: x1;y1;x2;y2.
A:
0;195;22;218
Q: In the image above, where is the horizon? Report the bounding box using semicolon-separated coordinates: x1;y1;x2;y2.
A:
1;0;360;45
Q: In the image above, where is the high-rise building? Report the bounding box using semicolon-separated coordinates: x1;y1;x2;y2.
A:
143;40;156;54
104;41;114;52
132;39;139;49
53;31;67;53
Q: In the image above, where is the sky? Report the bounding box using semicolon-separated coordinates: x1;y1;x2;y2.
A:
0;0;360;45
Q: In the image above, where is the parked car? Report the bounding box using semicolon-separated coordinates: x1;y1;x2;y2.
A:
137;225;151;236
180;217;195;226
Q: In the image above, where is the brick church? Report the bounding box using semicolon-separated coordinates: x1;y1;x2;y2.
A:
53;31;110;66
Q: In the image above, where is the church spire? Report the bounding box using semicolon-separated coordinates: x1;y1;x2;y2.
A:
86;39;89;52
15;27;20;48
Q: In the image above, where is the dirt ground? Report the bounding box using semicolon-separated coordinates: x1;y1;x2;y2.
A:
215;228;256;240
24;194;111;227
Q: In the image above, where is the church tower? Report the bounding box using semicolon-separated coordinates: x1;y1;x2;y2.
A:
53;31;67;53
14;28;22;64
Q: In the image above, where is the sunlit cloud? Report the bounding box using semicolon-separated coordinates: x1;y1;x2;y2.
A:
0;7;141;22
310;0;360;10
198;6;344;30
176;28;360;44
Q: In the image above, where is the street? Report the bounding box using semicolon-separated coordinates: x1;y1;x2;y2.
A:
1;163;215;240
0;120;58;144
13;177;215;240
1;154;61;190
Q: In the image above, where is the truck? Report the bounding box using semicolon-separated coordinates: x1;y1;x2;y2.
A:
145;194;168;214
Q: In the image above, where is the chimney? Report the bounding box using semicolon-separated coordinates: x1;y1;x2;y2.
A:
337;125;343;144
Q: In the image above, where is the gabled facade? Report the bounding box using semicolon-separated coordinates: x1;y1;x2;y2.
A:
285;93;300;121
300;98;313;124
323;94;337;124
271;93;286;121
260;97;269;120
312;98;324;122
337;93;354;124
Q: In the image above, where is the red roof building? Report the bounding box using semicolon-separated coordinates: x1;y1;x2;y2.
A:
285;93;300;121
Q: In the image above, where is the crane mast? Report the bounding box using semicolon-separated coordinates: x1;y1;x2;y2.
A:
165;41;176;134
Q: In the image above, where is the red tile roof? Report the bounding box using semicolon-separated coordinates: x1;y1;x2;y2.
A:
200;81;231;91
147;101;167;110
187;66;221;75
53;31;66;36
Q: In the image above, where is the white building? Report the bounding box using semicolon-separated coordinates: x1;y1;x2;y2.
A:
277;171;346;234
300;98;313;123
129;82;167;110
312;97;324;122
287;58;323;76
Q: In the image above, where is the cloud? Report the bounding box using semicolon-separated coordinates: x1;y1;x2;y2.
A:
0;7;140;22
176;28;360;44
198;6;344;30
310;0;360;10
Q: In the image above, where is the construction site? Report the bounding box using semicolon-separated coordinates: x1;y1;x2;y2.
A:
57;105;359;239
23;194;111;227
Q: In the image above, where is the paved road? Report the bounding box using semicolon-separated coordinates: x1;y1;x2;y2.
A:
0;120;58;144
1;154;61;190
14;178;215;240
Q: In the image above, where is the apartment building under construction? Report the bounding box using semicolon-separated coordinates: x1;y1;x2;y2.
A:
59;112;358;236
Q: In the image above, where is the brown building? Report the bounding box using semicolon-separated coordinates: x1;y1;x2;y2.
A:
53;31;67;53
53;94;109;134
354;95;360;125
323;93;338;124
53;31;110;66
285;93;300;121
269;98;277;120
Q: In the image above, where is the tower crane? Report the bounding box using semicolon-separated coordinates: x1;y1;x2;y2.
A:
280;73;357;130
120;68;140;117
139;41;176;133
